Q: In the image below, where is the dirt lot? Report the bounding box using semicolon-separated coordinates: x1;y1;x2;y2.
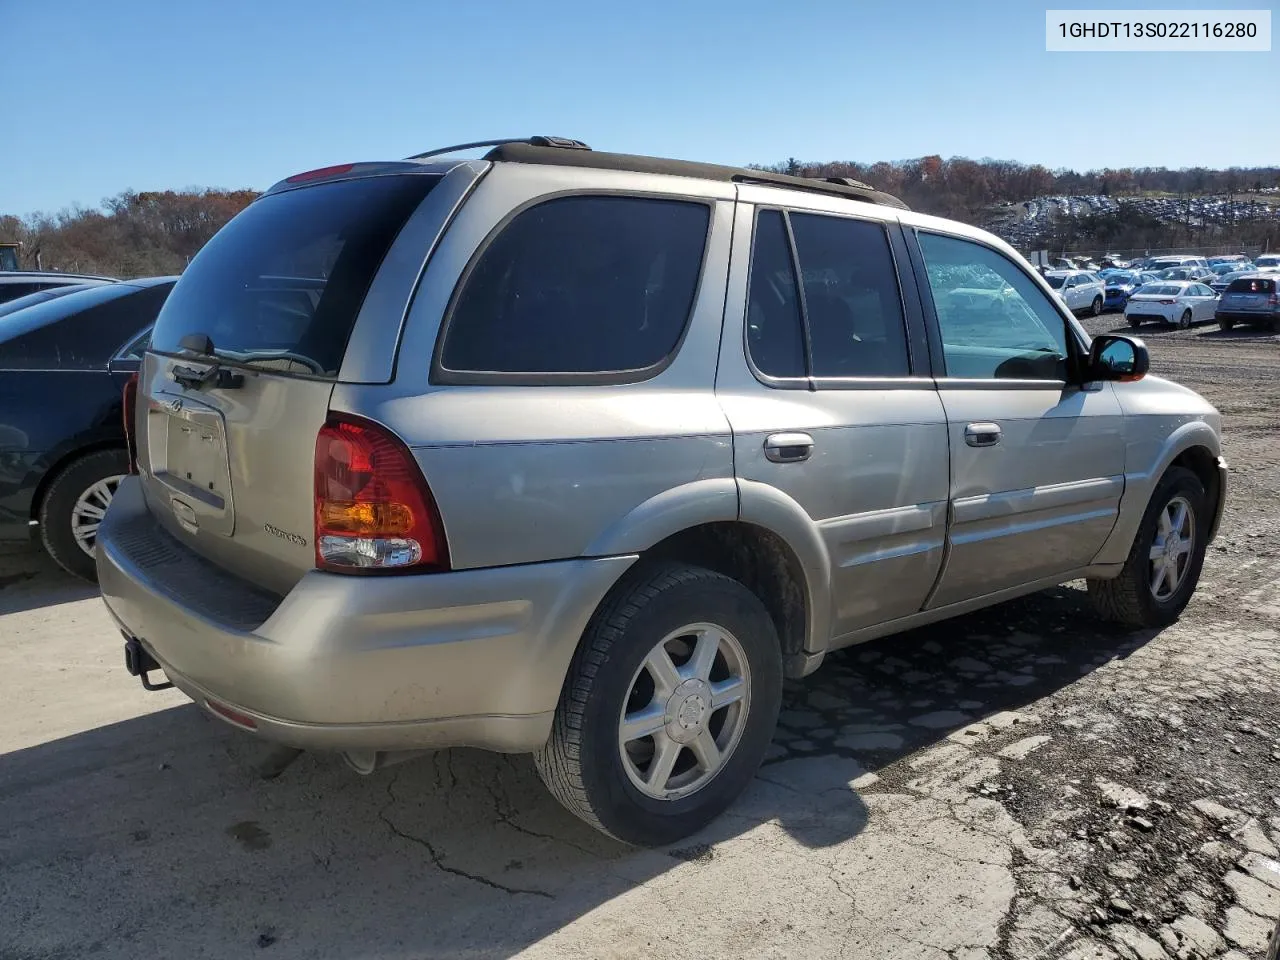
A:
1;317;1278;960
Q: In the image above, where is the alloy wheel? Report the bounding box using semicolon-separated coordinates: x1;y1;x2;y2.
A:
618;622;752;801
1149;495;1195;601
71;475;123;556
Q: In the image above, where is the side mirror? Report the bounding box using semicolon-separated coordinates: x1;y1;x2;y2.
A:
1090;334;1149;382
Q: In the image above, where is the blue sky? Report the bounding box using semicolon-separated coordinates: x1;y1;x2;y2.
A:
1;0;1276;215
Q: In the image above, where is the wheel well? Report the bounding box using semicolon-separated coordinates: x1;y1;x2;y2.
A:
1170;445;1220;519
638;522;808;661
29;441;127;521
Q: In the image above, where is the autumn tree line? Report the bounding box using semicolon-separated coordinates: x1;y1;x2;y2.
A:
3;158;1278;278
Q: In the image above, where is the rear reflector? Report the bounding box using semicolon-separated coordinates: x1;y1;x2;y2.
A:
205;698;258;731
123;372;140;475
285;163;355;183
313;414;449;573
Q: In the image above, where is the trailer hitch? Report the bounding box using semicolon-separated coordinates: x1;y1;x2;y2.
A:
123;637;173;691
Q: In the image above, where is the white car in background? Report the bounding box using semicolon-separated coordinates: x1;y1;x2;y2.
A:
1254;254;1280;273
1124;280;1219;329
1043;269;1106;315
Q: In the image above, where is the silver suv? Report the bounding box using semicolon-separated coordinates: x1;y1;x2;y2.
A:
97;137;1227;846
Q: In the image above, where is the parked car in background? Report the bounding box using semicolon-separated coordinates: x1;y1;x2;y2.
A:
1210;261;1253;277
94;138;1226;846
1209;268;1256;295
1158;266;1215;283
1254;254;1280;272
1044;269;1106;315
0;277;175;579
1102;270;1151;311
1147;256;1210;273
0;271;116;305
1208;254;1249;267
1125;281;1219;328
1216;275;1280;331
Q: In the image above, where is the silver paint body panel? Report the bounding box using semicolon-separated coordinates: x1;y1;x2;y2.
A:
98;159;1225;753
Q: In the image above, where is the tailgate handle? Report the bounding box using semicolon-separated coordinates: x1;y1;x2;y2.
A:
764;433;814;463
170;364;245;390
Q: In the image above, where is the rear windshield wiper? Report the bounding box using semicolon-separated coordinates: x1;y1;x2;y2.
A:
170;333;245;390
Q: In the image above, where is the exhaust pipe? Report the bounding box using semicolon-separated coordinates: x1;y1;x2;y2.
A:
341;749;427;775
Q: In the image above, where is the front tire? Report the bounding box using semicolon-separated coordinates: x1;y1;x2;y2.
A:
1087;466;1209;628
535;562;783;846
38;449;129;581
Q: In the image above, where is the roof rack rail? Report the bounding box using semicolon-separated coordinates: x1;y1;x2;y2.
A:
405;136;590;161
822;176;877;191
480;142;910;210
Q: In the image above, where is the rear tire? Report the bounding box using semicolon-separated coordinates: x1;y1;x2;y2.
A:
1178;309;1193;329
1091;296;1103;316
1127;316;1142;329
38;449;129;582
535;562;783;846
1218;317;1235;331
1087;466;1208;628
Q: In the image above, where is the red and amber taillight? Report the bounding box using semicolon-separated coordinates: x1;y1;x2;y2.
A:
313;415;449;573
123;372;140;475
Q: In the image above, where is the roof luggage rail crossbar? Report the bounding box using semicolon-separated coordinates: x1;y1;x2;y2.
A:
405;136;591;161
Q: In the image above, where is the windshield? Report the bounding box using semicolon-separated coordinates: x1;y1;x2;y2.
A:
150;174;440;378
1135;284;1181;297
1106;272;1137;285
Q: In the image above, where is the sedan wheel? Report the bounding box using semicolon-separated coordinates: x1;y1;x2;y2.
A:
1178;309;1193;329
1091;296;1103;316
72;476;122;557
38;448;132;582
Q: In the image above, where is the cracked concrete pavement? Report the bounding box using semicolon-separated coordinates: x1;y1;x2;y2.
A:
1;318;1278;959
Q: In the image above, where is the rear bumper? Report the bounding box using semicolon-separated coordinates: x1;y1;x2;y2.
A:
97;477;637;753
1215;310;1278;324
1126;308;1174;324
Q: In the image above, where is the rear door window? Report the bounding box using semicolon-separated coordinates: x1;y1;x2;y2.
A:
438;195;710;381
788;212;910;379
745;210;806;379
150;174;439;378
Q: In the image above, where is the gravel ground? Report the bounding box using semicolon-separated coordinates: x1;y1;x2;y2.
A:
0;314;1277;960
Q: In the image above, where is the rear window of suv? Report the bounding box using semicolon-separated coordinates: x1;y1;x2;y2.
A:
149;174;439;378
437;195;710;382
1226;277;1276;294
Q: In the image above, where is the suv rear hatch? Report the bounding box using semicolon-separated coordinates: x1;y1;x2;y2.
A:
1220;276;1276;314
137;171;441;595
